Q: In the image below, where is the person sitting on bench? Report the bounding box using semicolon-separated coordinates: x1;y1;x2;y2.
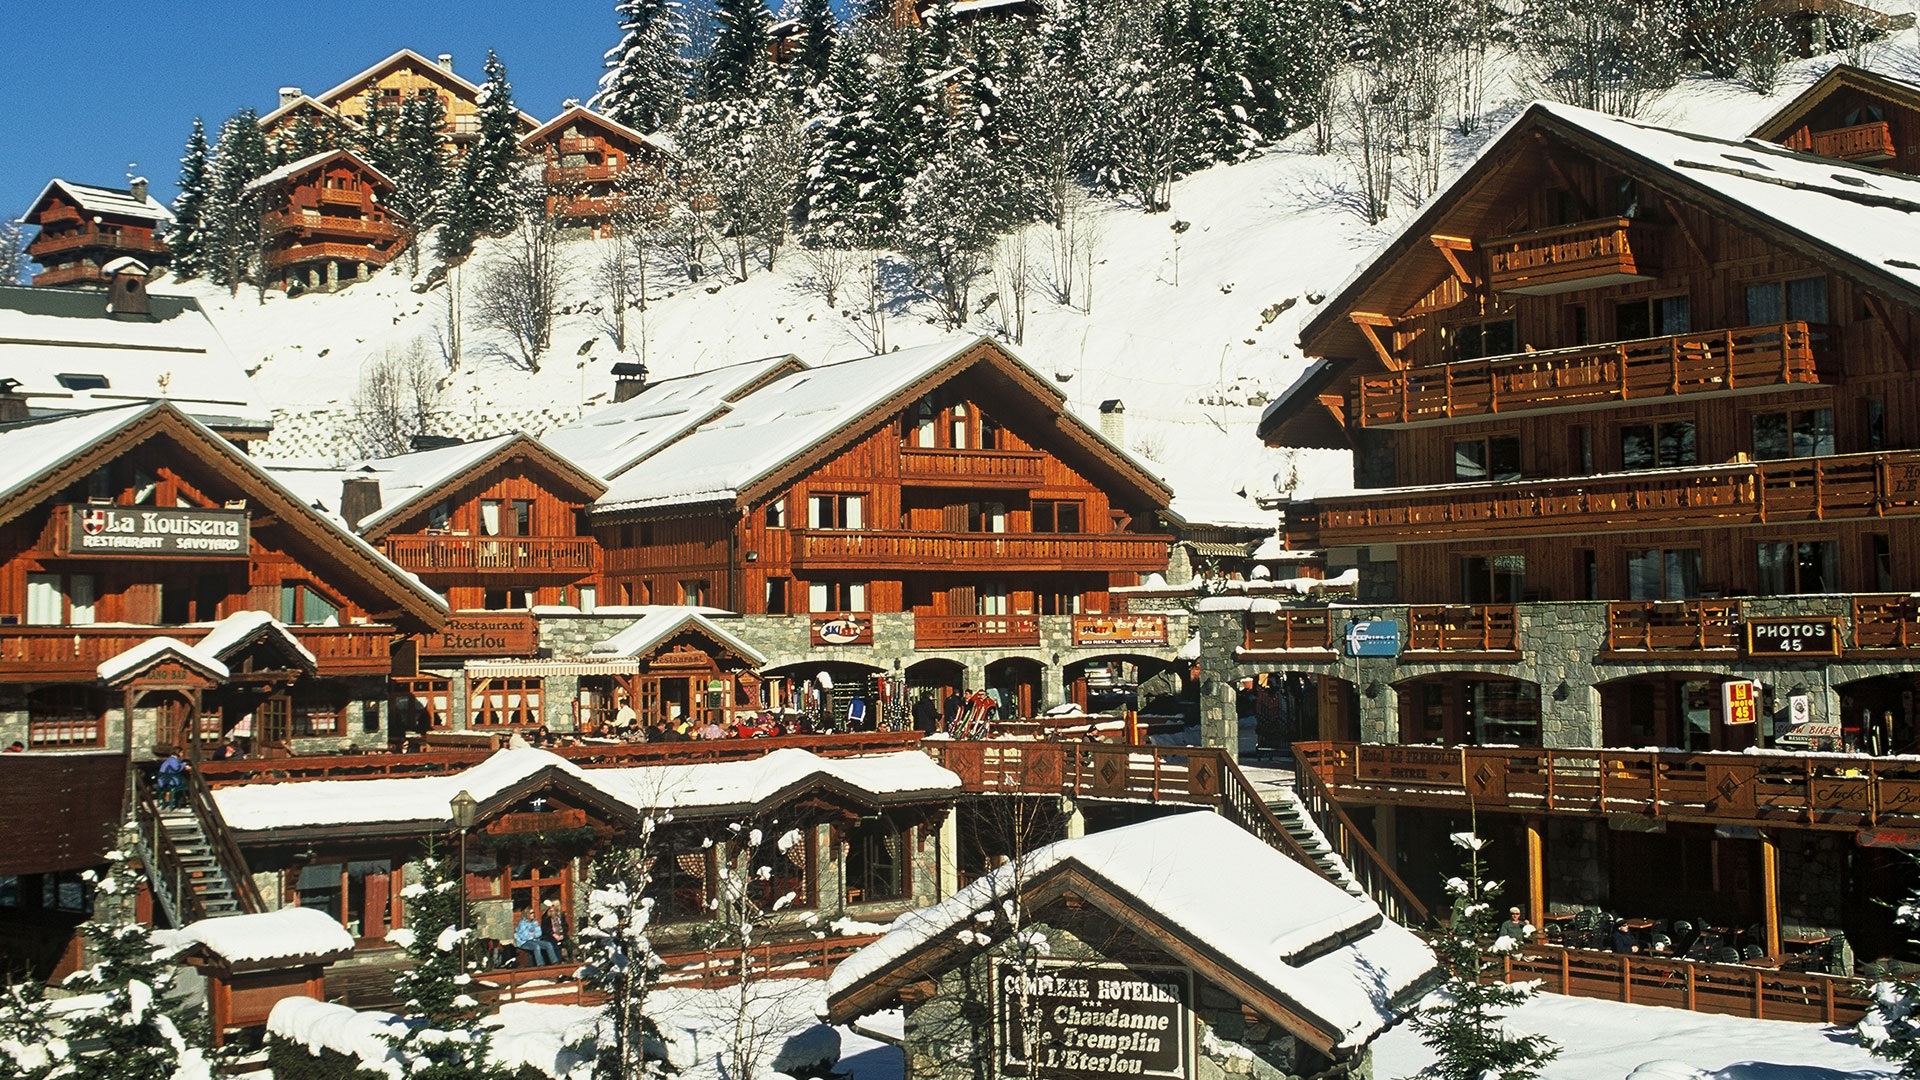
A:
516;909;559;967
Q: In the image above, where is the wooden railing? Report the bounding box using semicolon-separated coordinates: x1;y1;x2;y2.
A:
550;195;624;217
265;241;396;270
1853;594;1920;650
1500;945;1866;1025
556;136;607;155
543;163;622;185
1294;740;1920;832
798;530;1170;572
133;768;264;925
35;203;82;224
1806;120;1896;161
1291;756;1430;925
382;535;598;574
261;211;405;241
1485;216;1661;294
186;767;265;912
1314;447;1920;546
468;933;890;1005
31;264;110;287
315;186;369;206
291;625;394;675
897;447;1046;484
1408;604;1518;652
1356;322;1826;426
915;614;1041;649
27;228;170;257
1242;608;1333;651
0;625;390;680
1606;600;1740;651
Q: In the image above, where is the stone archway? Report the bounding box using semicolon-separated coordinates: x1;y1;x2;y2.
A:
1392;672;1542;746
1595;670;1752;751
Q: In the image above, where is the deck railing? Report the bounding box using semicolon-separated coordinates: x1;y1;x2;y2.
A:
897;447;1046;484
1851;594;1920;650
261;211;405;241
1485;217;1661;293
1242;608;1333;651
1291;756;1431;924
265;242;395;270
27;228;170;258
1407;604;1518;652
797;530;1169;572
382;534;598;574
1606;600;1741;651
914;614;1041;649
1357;322;1826;426
1500;945;1867;1025
543;162;623;185
1805;120;1897;161
31;264;110;287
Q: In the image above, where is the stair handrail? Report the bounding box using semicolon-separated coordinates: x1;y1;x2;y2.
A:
1212;751;1352;894
185;765;266;912
131;775;202;926
1292;753;1432;926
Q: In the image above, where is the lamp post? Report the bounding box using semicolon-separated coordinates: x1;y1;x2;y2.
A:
450;789;478;968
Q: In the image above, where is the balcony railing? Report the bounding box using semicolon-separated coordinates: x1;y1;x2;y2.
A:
914;614;1040;649
549;194;624;218
796;530;1169;572
544;163;622;185
0;623;391;680
27;228;169;258
1851;595;1920;650
1485;217;1661;295
1408;604;1518;652
292;625;396;675
1242;608;1333;651
316;186;369;206
1357;322;1827;427
265;241;397;271
382;535;599;575
31;264;109;287
1313;448;1920;546
556;136;606;155
1607;600;1740;651
897;447;1046;485
1801;120;1897;162
34;204;82;225
262;211;405;241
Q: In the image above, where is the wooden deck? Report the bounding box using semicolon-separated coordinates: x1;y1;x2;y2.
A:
382;535;598;575
1500;945;1866;1025
0;623;392;680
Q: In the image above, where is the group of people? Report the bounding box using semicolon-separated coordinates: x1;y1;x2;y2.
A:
556;712;822;745
510;900;573;967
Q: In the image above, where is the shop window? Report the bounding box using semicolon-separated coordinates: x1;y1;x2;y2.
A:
25;573;96;626
809;581;867;613
1454;318;1517;361
281;583;341;625
391;676;452;733
1619;420;1695;470
27;686;105;748
1614;294;1689;340
1461;554;1525;604
1452;434;1520;483
845;819;909;905
470;677;543;726
1750;407;1834;460
807;493;864;530
291;686;348;738
1032;501;1081;533
1757;540;1838;595
1626;547;1701;600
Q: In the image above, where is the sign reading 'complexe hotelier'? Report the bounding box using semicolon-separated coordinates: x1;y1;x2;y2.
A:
996;960;1191;1079
61;505;249;558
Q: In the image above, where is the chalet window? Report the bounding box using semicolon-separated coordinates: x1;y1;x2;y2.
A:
480;500;503;536
1614;295;1689;340
1032;500;1081;533
679;579;709;605
1845;104;1887;126
1757;540;1838;595
291;686;348;738
1454;319;1517;362
749;827;814;912
1744;276;1827;328
1461;555;1525;604
1038;591;1083;615
1452;435;1519;483
27;686;105;748
911;397;937;447
1580;550;1598;600
1868;398;1887;451
281;583;341;625
647;845;713;925
512;499;534;535
390;676;452;733
966;501;1007;533
1613;177;1642;219
1626;548;1701;600
1549;189;1578;226
809;581;867;613
765;499;787;528
844;819;909;905
1750;407;1833;460
469;676;543;726
428;502;451;530
134;468;158;505
25;573;95;626
951;402;970;448
8;870;92;913
1619;420;1695;470
1571;426;1594;475
1565;305;1590;347
1872;534;1894;591
84;468;112;502
765;577;790;614
484;588;534;610
576;585;596;613
980;416;1002;450
807;493;864;530
977;583;1009;616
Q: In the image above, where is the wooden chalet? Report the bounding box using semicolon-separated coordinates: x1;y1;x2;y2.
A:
21;179;172;288
246;150;407;293
275;49;537;149
1251;99;1920;973
1751;63;1920;172
893;0;1046;28
520;106;670;233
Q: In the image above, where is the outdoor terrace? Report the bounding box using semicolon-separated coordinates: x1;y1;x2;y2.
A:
0;623;392;680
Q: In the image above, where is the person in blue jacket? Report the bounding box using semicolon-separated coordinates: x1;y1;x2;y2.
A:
516;909;559;966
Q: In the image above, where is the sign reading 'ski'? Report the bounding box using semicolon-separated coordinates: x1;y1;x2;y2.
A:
63;505;250;558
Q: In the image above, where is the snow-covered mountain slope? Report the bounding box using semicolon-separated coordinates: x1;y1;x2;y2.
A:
164;35;1919;524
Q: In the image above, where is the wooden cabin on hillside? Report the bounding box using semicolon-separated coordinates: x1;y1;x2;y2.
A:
21;179;172;289
266;49;537;152
1752;63;1920;172
245;150;407;293
521;106;671;234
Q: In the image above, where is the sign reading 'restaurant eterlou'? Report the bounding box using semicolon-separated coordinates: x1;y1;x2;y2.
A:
60;505;249;559
996;960;1192;1079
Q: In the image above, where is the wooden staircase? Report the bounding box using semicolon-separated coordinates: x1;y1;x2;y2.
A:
134;769;264;926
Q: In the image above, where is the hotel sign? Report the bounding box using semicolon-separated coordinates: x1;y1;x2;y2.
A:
996;960;1191;1080
1071;614;1169;647
1744;617;1840;658
61;505;249;558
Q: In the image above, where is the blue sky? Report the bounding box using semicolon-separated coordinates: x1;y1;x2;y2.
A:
1;1;631;223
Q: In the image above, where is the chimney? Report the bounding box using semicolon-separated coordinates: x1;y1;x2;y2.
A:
612;361;649;403
279;86;303;107
128;177;148;203
0;380;28;424
1099;399;1126;446
103;258;152;318
339;476;383;529
437;53;455;72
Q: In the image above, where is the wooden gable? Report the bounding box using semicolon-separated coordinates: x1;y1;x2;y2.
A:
359;436;606;541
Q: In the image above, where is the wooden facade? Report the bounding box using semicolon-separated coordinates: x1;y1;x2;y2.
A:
520;107;668;232
22;181;171;288
249;150;407;293
1752;65;1920;174
287;49;537;148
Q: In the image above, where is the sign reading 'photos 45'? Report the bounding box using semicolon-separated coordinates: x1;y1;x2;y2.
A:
60;505;250;559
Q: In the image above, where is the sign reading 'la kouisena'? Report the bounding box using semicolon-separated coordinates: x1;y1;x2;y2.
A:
61;505;249;558
996;959;1192;1080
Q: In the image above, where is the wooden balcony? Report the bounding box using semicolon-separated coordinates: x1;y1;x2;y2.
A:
549;195;624;218
316;186;370;206
28;228;169;259
795;530;1169;573
1485;217;1661;295
1850;595;1920;651
914;614;1040;649
544;163;622;185
0;623;391;681
264;242;395;271
1805;120;1896;162
1606;600;1740;652
1294;739;1920;834
262;211;404;242
897;447;1045;486
1357;322;1828;428
556;136;607;155
1242;608;1333;652
381;535;598;575
1408;604;1518;653
34;204;82;225
292;625;396;676
1313;447;1920;546
31;264;109;287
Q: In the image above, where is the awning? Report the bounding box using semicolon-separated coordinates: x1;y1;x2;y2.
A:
1183;540;1255;559
464;658;642;677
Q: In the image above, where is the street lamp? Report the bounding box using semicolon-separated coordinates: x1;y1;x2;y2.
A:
451;790;478;966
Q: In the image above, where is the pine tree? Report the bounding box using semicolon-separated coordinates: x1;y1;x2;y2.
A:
57;842;215;1080
799;29;913;247
1861;870;1920;1077
441;52;528;260
0;220;28;288
0;975;62;1079
385;845;507;1078
595;0;692;133
792;0;837;86
366;93;452;238
705;0;774;101
1411;831;1561;1080
169;118;213;279
202;108;272;291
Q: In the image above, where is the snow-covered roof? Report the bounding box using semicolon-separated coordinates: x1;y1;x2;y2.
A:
28;179;174;224
588;606;768;665
519;104;671;155
194;610;318;667
258;93;341;130
0;285;265;428
826;812;1436;1054
212;746;961;834
540;354;802;481
245;149;395;194
96;636;227;685
311;49;539;129
158;906;355;969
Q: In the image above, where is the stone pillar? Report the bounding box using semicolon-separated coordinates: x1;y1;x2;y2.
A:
307;267;321;290
545;674;581;731
1039;662;1067;712
357;261;369;282
1202;681;1239;761
1355;670;1399;743
325;260;340;289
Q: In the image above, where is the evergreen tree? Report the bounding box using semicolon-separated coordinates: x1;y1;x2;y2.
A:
273;112;350;165
367;93;452;235
792;0;838;86
441;51;528;260
0;979;59;1080
202;107;272;291
1861;871;1920;1077
385;845;507;1078
595;0;692;133
1410;831;1561;1080
56;841;215;1080
0;220;29;288
705;0;774;100
800;29;915;247
169;118;213;279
